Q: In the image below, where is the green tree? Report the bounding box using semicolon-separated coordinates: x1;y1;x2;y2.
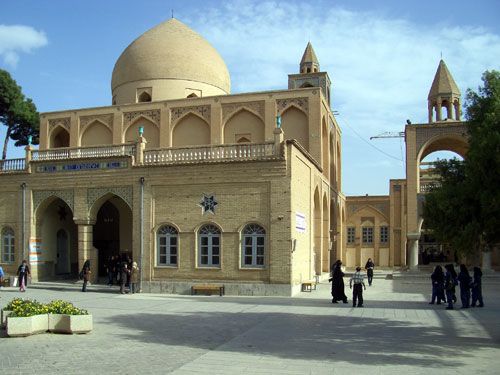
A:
0;69;39;160
423;71;500;259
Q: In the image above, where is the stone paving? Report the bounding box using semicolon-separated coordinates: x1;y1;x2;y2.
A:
0;275;499;374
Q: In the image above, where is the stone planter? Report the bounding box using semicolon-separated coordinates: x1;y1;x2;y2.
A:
49;313;93;334
1;309;13;328
6;314;49;337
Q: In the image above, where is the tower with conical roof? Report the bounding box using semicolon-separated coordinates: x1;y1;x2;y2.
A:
288;43;331;105
427;60;461;123
300;42;320;73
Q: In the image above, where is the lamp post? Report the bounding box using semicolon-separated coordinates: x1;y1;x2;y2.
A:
139;176;145;292
21;183;27;262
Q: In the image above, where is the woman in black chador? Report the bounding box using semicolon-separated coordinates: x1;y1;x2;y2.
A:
330;260;348;304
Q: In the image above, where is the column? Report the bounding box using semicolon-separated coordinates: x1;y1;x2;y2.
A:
436;101;442;121
481;251;492;270
407;233;420;270
447;102;453;120
77;223;98;283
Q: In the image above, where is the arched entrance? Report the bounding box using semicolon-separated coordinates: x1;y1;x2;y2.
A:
35;197;78;279
90;195;132;277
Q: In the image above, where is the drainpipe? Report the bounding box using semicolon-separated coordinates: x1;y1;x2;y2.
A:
139;177;145;292
21;182;27;261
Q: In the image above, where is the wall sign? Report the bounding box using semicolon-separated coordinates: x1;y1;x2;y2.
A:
36;160;128;173
295;212;306;233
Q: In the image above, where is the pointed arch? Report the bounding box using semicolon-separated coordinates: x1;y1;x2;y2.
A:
172;113;210;147
224;108;265;144
125;117;159;149
138;91;151;103
81;120;113;146
50;126;70;148
417;133;468;162
281;105;309;150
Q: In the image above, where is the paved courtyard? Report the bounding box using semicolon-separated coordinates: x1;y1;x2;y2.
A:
1;275;499;375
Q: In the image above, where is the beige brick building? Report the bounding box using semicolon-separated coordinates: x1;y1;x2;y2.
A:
0;19;344;295
345;60;499;270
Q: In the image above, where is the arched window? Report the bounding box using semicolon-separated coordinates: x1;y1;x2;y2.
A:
242;224;265;267
138;91;151;103
187;93;198;98
198;224;221;267
2;227;15;263
157;225;178;266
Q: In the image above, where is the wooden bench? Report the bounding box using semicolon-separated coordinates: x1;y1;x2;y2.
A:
301;280;317;292
191;284;225;296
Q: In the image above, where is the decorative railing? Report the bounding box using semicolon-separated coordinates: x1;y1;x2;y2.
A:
143;142;277;165
0;158;26;172
32;144;136;161
420;180;441;193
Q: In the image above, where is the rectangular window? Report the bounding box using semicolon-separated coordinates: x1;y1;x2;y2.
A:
2;232;15;263
347;227;355;244
362;227;373;244
380;226;389;244
158;234;177;266
199;234;221;267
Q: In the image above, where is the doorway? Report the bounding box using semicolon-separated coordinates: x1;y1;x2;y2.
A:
55;229;70;274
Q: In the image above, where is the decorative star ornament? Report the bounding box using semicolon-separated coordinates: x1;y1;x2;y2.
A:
199;194;218;215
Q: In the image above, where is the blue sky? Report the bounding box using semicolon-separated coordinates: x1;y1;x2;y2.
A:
1;0;499;195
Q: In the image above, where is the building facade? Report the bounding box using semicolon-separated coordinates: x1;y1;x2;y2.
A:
0;19;344;295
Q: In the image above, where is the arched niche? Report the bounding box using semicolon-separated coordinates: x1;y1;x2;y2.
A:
125;117;159;149
172;113;210;147
81;120;112;146
329;133;336;188
138;91;152;103
224;109;264;144
322;117;329;178
50;126;70;148
281;106;309;150
34;196;78;278
322;194;329;272
313;187;321;275
89;194;133;276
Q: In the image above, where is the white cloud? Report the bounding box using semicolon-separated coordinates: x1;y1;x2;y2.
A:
186;1;500;194
0;24;48;67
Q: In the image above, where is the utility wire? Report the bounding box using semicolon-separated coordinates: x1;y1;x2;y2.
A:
336;115;404;163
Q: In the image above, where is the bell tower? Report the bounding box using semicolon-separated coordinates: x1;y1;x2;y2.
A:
428;59;461;123
288;42;331;105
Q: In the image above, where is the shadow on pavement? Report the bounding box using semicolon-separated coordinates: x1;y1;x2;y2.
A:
102;311;495;368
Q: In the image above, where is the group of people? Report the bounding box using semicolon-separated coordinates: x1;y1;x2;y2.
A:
330;258;375;307
80;255;139;294
430;264;484;310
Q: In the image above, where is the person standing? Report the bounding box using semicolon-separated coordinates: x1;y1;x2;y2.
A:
444;264;458;310
364;258;375;286
0;264;4;290
330;260;348;304
349;267;366;307
105;255;115;286
17;260;30;292
81;260;91;292
120;262;130;294
457;264;472;308
130;261;139;294
471;267;484;307
429;265;446;304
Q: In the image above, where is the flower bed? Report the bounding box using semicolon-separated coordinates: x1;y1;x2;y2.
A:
3;298;92;337
47;300;92;334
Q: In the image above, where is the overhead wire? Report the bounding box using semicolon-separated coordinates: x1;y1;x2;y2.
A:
335;114;404;163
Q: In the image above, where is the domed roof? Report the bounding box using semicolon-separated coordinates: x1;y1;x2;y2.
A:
111;18;230;95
